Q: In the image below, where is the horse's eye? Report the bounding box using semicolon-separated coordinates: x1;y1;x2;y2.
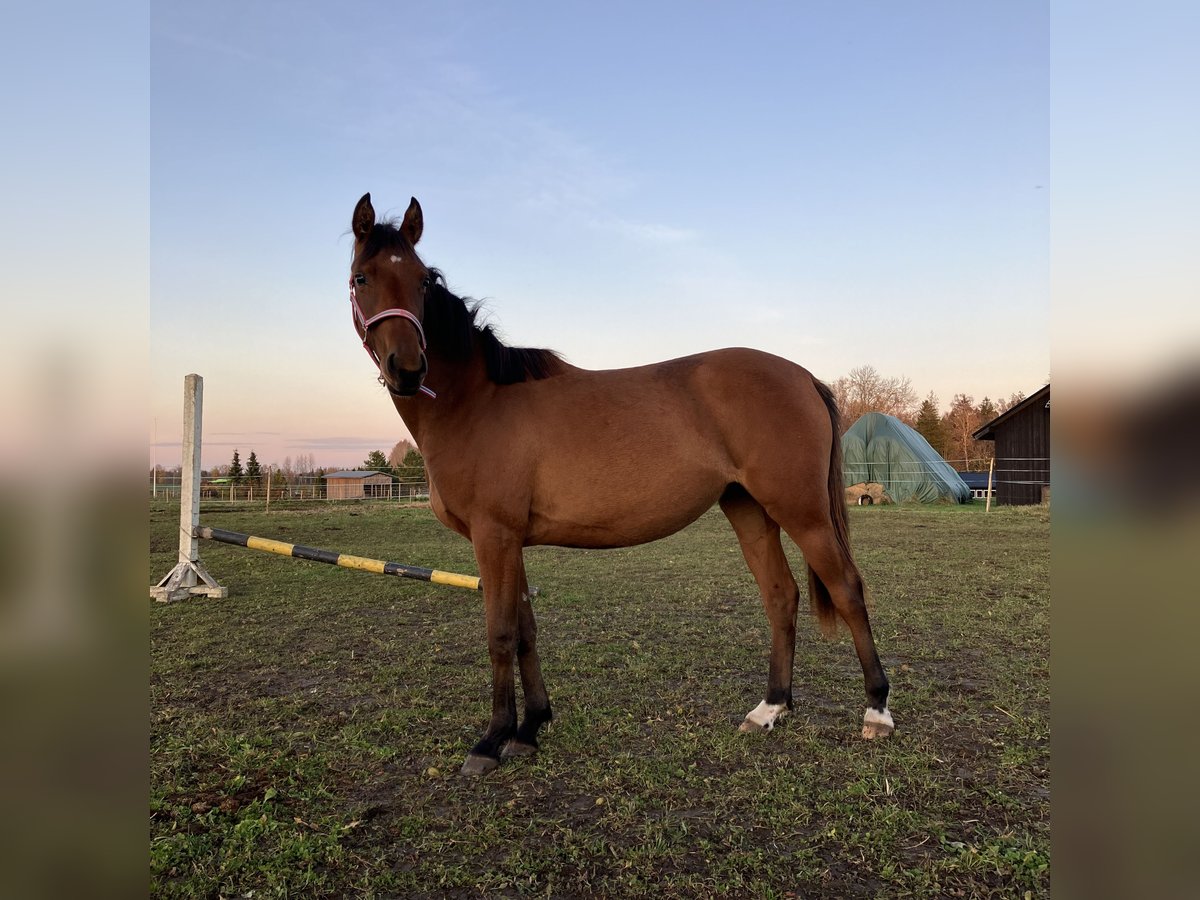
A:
354;273;367;285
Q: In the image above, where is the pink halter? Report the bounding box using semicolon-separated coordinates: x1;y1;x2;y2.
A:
350;278;436;398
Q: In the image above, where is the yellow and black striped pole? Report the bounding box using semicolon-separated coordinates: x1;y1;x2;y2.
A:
197;526;482;592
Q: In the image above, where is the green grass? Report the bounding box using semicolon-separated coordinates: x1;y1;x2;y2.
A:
151;500;1048;898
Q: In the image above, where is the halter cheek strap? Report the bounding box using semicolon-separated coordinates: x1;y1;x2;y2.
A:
350;280;437;398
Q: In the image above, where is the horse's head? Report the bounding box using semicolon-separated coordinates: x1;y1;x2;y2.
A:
349;192;434;398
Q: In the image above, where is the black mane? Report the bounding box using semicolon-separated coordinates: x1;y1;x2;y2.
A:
361;221;564;385
424;272;565;385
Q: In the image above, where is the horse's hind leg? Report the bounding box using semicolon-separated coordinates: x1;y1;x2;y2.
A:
719;486;800;734
786;522;893;739
504;574;552;758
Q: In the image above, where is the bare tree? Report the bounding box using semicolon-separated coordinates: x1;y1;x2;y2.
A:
389;439;417;470
831;365;918;425
998;391;1026;414
941;394;989;470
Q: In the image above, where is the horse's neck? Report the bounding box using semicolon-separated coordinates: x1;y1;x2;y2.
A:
391;347;490;449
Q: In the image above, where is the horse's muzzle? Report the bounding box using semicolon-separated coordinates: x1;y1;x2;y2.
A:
383;351;429;397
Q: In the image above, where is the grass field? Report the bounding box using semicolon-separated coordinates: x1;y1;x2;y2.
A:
150;500;1049;898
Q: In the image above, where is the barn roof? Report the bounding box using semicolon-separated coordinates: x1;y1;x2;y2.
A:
973;384;1050;441
957;471;993;490
325;470;392;479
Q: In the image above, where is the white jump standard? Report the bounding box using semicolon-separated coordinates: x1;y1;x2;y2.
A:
150;373;487;602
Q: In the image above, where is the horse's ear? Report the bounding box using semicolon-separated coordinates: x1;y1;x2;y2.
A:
401;197;423;246
352;193;375;242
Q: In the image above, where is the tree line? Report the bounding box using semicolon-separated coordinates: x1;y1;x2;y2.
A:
360;440;427;484
831;365;1027;471
153;365;1021;486
203;441;427;486
151;441;429;489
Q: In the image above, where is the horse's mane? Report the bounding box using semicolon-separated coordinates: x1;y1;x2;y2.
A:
363;222;565;385
424;271;566;385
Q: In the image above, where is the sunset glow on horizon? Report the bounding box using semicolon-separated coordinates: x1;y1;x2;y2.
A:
149;2;1050;471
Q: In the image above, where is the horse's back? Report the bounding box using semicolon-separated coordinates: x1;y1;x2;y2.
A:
528;346;824;455
512;348;832;547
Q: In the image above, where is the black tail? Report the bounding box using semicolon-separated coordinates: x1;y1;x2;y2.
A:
807;379;861;638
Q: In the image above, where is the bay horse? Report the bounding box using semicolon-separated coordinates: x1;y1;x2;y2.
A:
348;193;893;775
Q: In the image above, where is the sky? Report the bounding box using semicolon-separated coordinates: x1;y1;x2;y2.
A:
147;1;1051;470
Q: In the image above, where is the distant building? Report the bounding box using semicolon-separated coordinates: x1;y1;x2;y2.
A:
325;470;393;500
973;385;1050;505
957;470;997;501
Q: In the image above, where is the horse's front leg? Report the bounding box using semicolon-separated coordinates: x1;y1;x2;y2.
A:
461;530;523;775
504;569;552;758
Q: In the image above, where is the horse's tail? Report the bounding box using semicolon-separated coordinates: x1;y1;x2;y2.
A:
808;378;860;638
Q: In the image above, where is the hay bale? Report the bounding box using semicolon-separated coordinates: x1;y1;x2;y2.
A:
845;482;889;506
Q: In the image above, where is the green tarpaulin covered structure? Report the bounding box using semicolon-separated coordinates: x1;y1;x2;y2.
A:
842;412;972;504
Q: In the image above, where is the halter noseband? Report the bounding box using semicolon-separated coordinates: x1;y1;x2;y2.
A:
350;276;437;399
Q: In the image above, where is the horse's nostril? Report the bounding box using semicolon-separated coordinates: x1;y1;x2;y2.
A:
385;352;410;378
384;351;427;387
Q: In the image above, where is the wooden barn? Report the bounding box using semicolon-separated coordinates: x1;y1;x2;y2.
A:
325;470;393;500
973;384;1050;505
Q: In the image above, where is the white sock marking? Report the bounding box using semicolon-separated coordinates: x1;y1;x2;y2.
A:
863;706;894;729
744;700;787;730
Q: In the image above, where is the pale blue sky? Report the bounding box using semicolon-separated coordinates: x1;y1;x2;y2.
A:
149;1;1050;468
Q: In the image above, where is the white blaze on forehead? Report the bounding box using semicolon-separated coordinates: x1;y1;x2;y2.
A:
744;700;787;730
389;254;404;264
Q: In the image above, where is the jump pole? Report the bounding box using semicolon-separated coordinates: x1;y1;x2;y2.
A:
151;373;491;601
197;526;482;591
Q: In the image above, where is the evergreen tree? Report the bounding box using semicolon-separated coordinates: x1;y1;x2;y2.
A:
229;449;244;483
977;396;998;425
396;448;426;483
362;449;390;472
914;392;946;456
245;450;262;482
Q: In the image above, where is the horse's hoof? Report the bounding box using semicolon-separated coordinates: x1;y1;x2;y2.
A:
460;753;501;776
739;700;785;733
861;720;894;739
502;740;538;758
861;707;895;740
739;718;771;734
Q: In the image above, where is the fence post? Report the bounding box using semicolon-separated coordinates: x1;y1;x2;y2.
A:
985;457;995;513
179;374;201;573
150;374;228;602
